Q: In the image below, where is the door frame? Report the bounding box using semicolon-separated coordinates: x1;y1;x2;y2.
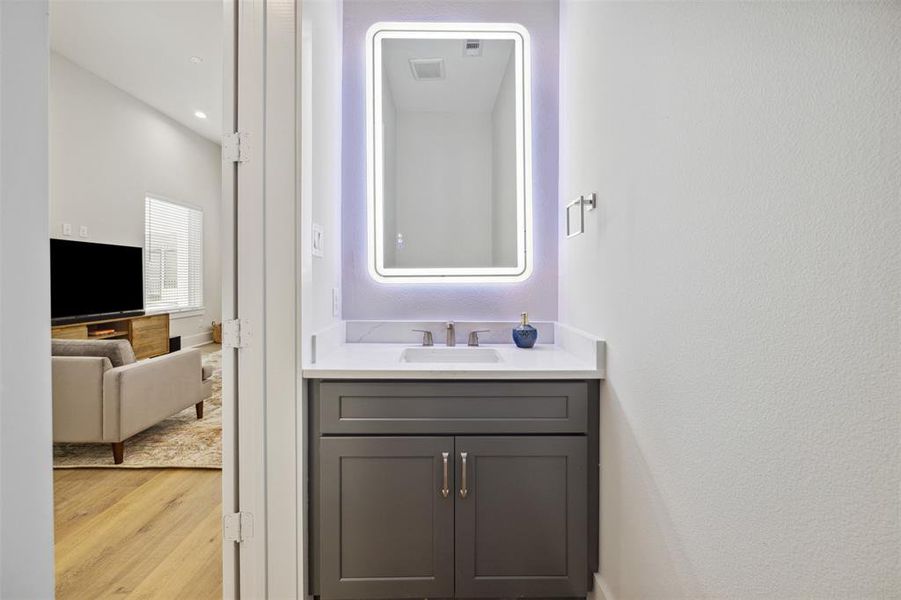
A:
221;0;239;596
229;0;302;597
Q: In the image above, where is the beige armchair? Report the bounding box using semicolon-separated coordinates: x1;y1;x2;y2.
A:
51;339;213;464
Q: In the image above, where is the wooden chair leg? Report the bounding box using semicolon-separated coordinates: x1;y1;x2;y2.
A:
111;442;124;465
195;401;204;419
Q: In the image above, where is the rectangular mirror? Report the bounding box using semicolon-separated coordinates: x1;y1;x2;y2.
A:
366;22;532;283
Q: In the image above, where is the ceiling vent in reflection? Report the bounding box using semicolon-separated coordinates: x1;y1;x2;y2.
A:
463;39;482;57
409;58;445;81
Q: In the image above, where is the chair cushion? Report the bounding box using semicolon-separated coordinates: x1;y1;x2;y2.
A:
51;339;137;368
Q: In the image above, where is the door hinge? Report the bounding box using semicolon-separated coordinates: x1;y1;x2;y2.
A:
223;131;249;163
222;318;251;349
223;511;254;543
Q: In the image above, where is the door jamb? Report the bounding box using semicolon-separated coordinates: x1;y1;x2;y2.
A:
221;0;240;596
231;0;301;596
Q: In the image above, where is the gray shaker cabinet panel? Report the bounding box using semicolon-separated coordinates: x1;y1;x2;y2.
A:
319;436;455;599
454;436;588;598
317;381;588;434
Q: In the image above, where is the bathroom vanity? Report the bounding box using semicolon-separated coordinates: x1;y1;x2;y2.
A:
304;17;603;598
307;368;600;599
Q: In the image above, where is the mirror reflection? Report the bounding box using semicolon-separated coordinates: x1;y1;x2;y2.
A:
381;37;517;269
369;24;531;282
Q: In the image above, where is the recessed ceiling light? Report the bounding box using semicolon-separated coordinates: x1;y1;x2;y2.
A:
189;56;204;64
194;110;208;120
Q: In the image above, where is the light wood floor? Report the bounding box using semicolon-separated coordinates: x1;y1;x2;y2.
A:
54;468;222;600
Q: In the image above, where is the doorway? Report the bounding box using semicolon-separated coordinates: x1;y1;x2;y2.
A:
47;1;237;597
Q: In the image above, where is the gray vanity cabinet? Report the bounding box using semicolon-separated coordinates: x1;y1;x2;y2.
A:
454;436;587;598
319;437;455;599
310;380;598;600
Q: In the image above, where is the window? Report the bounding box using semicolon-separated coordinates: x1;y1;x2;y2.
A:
144;196;203;313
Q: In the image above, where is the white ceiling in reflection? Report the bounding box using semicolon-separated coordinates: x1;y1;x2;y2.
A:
383;38;514;113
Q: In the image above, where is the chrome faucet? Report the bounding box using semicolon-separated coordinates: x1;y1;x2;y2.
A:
446;321;456;347
412;329;434;346
467;330;490;347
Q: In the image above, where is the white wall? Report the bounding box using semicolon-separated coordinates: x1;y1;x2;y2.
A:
490;53;516;268
559;2;901;598
301;0;343;356
383;70;397;267
393;110;493;268
49;52;221;347
0;1;56;597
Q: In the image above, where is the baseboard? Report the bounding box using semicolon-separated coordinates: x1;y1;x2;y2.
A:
589;573;616;600
182;331;213;348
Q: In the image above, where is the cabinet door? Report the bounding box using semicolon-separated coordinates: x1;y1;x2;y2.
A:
320;437;455;599
455;436;587;598
130;314;169;359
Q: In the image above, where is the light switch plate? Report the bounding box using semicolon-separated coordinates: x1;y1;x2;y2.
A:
79;225;89;238
62;223;72;236
312;223;324;257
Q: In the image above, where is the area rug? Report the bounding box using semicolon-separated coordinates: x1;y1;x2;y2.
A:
53;350;222;469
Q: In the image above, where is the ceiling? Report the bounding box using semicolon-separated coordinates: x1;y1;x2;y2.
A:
384;38;514;113
50;0;223;143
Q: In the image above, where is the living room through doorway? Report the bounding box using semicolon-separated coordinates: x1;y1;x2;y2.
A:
48;1;226;597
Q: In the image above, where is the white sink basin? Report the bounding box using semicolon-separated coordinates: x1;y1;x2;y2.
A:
400;347;502;364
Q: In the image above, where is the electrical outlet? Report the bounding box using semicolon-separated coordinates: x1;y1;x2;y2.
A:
62;223;72;236
79;225;89;238
312;223;324;258
332;288;340;317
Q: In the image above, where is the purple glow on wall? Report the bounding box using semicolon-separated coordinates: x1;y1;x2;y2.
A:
342;0;559;320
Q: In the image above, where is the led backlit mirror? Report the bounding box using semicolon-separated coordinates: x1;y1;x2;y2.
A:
366;22;532;283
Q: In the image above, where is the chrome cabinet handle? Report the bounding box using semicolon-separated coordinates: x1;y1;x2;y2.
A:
440;452;450;498
459;452;469;498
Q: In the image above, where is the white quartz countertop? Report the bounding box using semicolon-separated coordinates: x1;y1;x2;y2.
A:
302;343;603;380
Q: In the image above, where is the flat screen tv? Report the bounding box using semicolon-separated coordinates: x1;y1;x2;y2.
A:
50;239;144;323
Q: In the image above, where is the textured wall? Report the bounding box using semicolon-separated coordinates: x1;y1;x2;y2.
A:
558;2;901;598
342;0;558;320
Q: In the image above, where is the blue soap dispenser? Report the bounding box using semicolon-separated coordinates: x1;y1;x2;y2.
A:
512;312;538;348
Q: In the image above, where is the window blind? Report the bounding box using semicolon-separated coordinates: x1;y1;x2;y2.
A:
144;196;203;313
